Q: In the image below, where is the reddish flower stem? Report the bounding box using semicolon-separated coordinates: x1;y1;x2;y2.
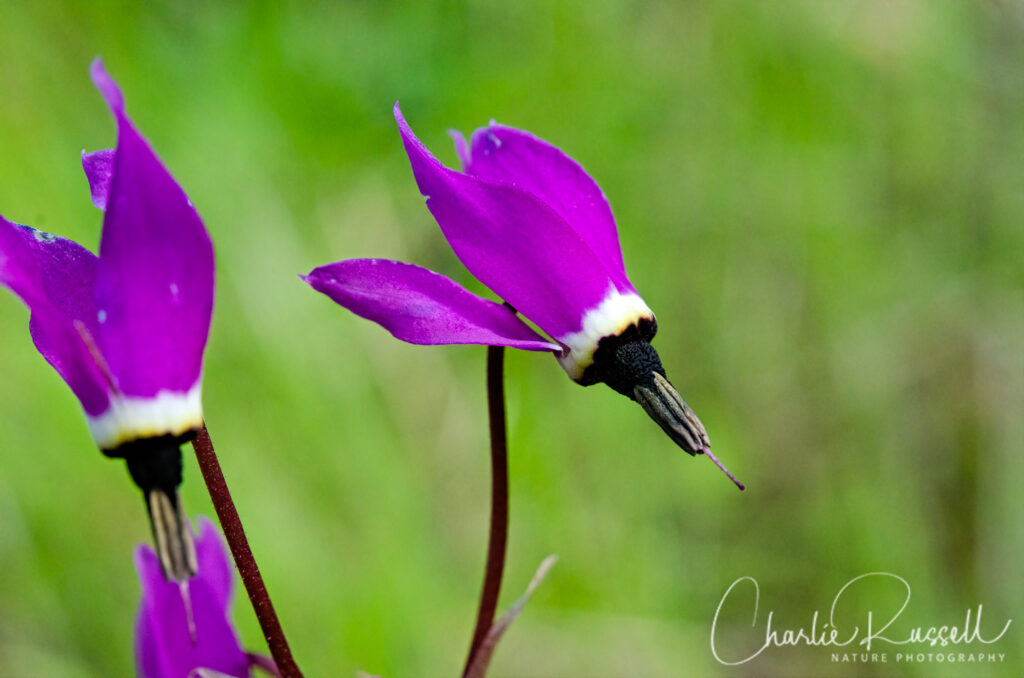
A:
462;346;510;678
192;424;303;678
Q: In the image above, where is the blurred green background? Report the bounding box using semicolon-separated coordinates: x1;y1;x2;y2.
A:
1;2;1021;677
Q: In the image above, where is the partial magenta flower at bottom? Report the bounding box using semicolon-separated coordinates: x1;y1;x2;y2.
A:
304;104;742;487
135;517;272;678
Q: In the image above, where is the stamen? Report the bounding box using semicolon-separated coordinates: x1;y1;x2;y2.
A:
148;491;173;576
652;373;710;447
634;385;700;451
702;446;745;491
144;486;197;581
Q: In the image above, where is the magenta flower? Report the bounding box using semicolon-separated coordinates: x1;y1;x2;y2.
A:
304;105;741;486
136;517;266;678
0;59;215;577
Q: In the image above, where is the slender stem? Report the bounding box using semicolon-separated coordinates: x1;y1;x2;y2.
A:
462;346;510;678
191;424;304;678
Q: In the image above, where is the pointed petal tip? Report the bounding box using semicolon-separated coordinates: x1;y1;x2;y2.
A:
195;515;218;539
448;129;470;169
90;58;125;114
133;541;163;588
394;103;419;145
133;541;156;565
89;56;104;77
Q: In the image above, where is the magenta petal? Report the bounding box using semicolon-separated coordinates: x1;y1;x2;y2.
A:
462;124;629;287
82;148;115;210
135;519;249;678
448;129;471;169
89;59;214;399
0;216;111;415
394;104;623;343
193;517;233;609
304;259;560;351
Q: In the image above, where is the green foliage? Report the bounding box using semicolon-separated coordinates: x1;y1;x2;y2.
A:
0;2;1021;676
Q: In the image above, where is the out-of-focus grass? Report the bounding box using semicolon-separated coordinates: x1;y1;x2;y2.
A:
0;2;1021;677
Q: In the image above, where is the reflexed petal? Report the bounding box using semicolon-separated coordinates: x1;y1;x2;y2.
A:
462;124;629;287
89;60;213;408
135;519;249;678
394;104;623;344
0;216;111;415
303;259;560;351
82;148;115;210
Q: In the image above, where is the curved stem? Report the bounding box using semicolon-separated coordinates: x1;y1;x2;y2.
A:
192;424;304;678
462;346;510;678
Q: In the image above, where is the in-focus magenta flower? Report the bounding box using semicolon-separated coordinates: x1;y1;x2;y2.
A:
0;59;216;577
304;104;741;487
136;517;262;678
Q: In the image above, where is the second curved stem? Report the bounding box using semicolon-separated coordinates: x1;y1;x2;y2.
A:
462;346;509;678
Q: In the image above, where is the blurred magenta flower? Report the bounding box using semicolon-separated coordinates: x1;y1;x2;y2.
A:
0;58;217;577
305;105;741;485
136;517;266;678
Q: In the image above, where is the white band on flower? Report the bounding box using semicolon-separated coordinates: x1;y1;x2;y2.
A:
87;382;204;451
556;287;655;381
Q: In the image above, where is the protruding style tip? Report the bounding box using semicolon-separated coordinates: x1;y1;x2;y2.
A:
702;446;745;491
